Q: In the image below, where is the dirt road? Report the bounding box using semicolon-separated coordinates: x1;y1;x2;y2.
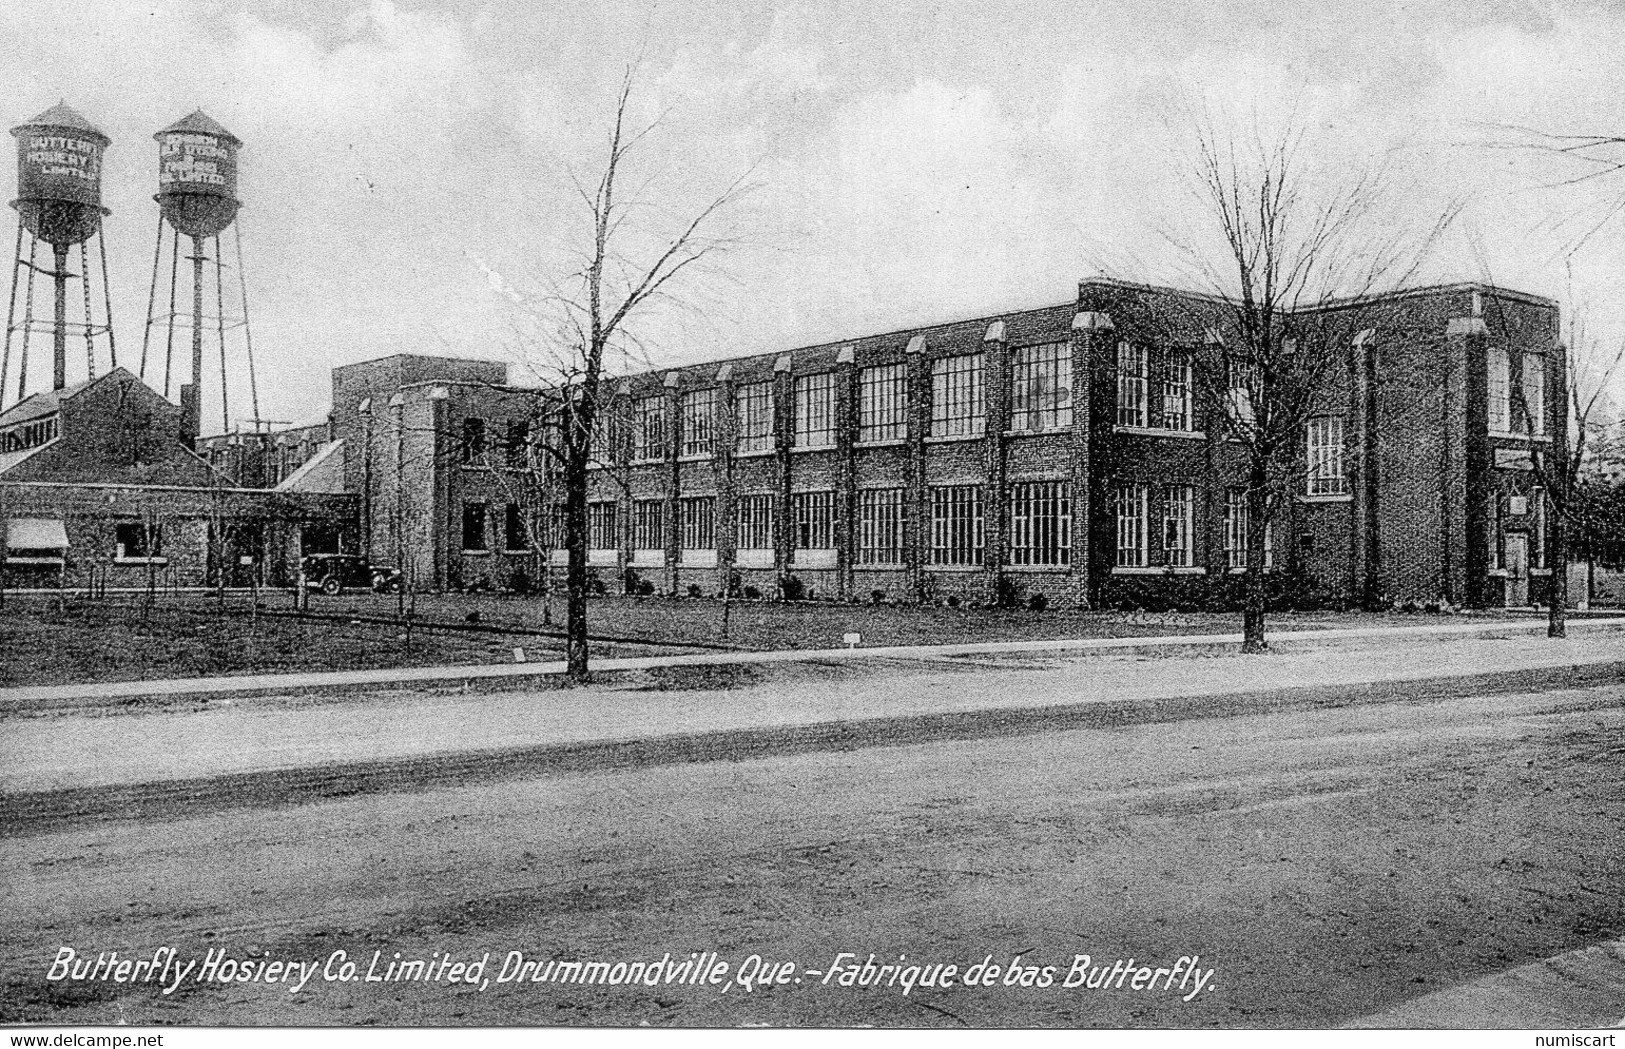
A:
5;666;1624;1027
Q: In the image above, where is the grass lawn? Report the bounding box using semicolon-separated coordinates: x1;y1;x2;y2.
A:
0;588;1540;689
318;589;1533;653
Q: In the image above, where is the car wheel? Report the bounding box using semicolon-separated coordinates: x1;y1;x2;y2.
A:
320;576;343;596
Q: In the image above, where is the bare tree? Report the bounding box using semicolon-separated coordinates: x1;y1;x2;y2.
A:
1508;309;1625;637
501;71;751;681
1168;119;1457;652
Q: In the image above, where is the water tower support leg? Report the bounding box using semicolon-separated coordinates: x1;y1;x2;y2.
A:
53;244;67;391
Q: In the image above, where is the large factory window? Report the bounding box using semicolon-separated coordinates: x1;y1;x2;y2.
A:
461;502;488;552
793;491;835;549
633;499;666;551
859;364;906;442
1115;484;1148;568
1009;481;1071;566
1306;416;1348;496
588;502;619;550
633;397;667;461
1160;350;1194;431
794;373;836;449
736;383;774;454
1224;491;1274;570
1010;343;1072;433
680;496;715;551
931;354;985;439
1116;343;1148;428
1521;354;1547;436
681;390;715;457
858;488;904;565
735;494;775;552
930;485;983;566
1488;346;1513;434
1162;484;1193;567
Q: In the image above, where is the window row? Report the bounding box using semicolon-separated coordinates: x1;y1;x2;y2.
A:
1114;484;1274;570
564;484;1073;567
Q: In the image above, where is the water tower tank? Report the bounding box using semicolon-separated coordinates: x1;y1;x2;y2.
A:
155;110;240;239
9;101;109;248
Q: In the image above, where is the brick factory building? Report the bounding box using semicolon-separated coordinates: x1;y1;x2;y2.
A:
0;367;357;590
218;277;1565;611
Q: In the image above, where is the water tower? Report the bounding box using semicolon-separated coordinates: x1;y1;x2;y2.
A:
2;102;118;404
141;110;261;442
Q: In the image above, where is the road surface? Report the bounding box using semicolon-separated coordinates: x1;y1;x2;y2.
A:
3;656;1623;1027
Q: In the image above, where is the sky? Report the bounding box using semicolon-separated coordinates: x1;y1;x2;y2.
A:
4;0;1625;430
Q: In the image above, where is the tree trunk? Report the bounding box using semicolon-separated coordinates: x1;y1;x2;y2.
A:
1242;469;1270;653
1548;506;1567;639
564;455;591;681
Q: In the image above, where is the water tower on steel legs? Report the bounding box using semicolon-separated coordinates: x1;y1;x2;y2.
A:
3;102;118;405
141;110;262;443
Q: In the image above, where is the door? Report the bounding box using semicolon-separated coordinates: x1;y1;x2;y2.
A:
1505;533;1529;606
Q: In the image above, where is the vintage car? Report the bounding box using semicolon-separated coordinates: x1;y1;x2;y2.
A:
299;553;403;596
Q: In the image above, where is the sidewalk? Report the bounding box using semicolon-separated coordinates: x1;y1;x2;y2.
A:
1350;937;1625;1029
5;619;1625;794
2;613;1622;708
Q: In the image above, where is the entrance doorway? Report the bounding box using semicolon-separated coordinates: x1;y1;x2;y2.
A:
1505;533;1530;606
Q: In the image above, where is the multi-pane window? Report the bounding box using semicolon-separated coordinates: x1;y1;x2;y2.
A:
1162;485;1194;567
930;485;984;566
680;496;715;550
461;501;488;551
793;490;836;549
681;389;715;457
1307;416;1348;496
736;494;775;550
1488;346;1512;433
1010;342;1072;433
503;503;530;551
1226;358;1257;429
1160;350;1194;431
460;418;487;465
794;373;836;449
588;501;618;549
589;412;617;465
858;488;904;564
1116;343;1149;427
633;396;667;461
931;354;985;438
1522;354;1547;436
736;382;774;453
859;363;907;442
633;499;665;550
1008;481;1071;566
1115;484;1148;567
1224;490;1275;570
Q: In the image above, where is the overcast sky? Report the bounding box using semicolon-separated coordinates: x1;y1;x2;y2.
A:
5;0;1625;429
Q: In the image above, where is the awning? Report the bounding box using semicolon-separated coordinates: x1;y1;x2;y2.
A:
7;518;69;550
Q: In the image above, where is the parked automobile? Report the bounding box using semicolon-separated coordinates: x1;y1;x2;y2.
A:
300;554;403;595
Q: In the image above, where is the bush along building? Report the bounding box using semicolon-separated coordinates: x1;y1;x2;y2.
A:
313;278;1563;612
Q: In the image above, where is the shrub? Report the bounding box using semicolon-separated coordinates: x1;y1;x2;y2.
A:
636;579;656;597
946;594;960;608
622;568;641;596
779;573;806;602
994;575;1020;609
686;583;703;598
743;584;762;600
1028;592;1049;612
870;588;886;605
